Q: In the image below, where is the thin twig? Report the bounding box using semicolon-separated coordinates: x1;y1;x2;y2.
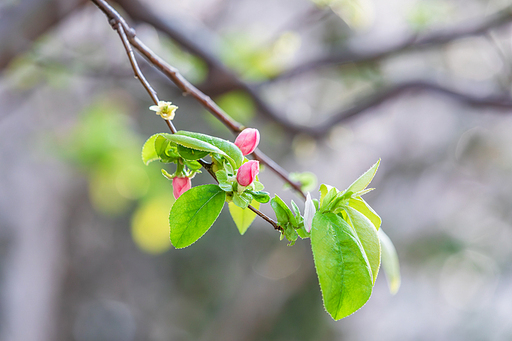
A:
248;205;281;231
92;0;281;228
113;20;159;105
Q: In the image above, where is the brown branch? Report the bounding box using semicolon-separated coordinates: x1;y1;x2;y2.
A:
270;5;512;82
91;0;283;228
90;0;306;199
113;21;159;105
305;80;512;137
110;0;512;142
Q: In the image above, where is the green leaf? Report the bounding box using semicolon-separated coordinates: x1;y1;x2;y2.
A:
228;200;259;235
320;187;338;212
270;195;297;226
169;184;226;249
271;197;289;225
216;170;228;182
319;184;335;206
142;133;179;164
283;224;298;245
311;212;373;320
353;188;375;197
177;144;209;160
232;192;251;208
252;181;264;192
219;182;233;192
162;133;227;156
155;135;179;163
290;200;304;227
183;159;202;171
142;134;160;165
248;190;270;203
378;229;401;295
176;131;244;169
297;226;310;239
344;206;381;284
348;197;381;230
346;159;380;194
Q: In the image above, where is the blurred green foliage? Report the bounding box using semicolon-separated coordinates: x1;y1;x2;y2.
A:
59;98;175;254
221;31;301;81
407;0;453;31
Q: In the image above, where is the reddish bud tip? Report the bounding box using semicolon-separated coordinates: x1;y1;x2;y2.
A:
236;160;259;187
173;177;191;199
234;128;260;156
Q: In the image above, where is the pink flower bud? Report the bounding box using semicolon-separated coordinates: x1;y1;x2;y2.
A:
234;128;260;156
236;160;259;187
173;177;191;199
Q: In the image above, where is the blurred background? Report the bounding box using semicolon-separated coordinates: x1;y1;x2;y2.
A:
1;0;512;340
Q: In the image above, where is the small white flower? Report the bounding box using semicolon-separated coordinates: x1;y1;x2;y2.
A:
149;101;178;120
304;192;316;233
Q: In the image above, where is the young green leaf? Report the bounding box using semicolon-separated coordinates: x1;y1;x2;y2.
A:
291;200;300;217
271;197;289;226
155;135;179;163
348;197;381;230
346;159;380;194
232;192;251;209
142;133;179;164
283;224;298;246
247;190;270;203
297;226;310;239
163;133;225;154
311;212;373;320
176;131;244;169
344;206;381;284
319;184;335;206
228;200;260;235
183;159;202;171
320;187;338;212
177;144;209;160
270;195;297;226
216;170;228;183
142;134;160;165
378;229;401;295
252;181;264;192
169;184;226;249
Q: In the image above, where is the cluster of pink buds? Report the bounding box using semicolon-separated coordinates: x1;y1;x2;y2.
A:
172;128;261;199
234;128;261;188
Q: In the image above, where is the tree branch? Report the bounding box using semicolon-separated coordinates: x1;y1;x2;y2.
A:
90;0;306;198
271;5;512;82
90;0;286;230
112;0;300;133
109;0;512;140
305;80;512;137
